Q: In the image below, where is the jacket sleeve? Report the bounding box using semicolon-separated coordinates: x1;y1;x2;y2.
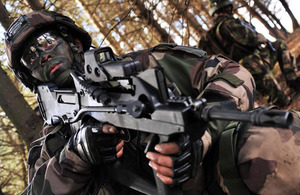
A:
190;54;256;143
22;125;92;195
191;55;255;110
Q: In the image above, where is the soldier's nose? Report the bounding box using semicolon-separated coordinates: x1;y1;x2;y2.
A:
41;55;53;66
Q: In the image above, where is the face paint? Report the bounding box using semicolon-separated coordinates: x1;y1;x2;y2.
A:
21;32;75;87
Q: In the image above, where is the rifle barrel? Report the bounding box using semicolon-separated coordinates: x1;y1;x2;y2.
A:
201;106;293;129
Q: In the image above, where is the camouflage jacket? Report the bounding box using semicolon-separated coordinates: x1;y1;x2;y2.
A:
22;44;255;194
199;15;274;66
235;110;300;195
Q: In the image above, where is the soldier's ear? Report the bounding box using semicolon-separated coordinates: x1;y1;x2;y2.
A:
74;39;84;53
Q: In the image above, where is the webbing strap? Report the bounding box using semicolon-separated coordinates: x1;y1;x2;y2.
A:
219;125;251;195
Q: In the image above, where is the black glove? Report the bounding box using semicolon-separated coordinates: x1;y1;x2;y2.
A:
170;134;203;186
68;119;121;165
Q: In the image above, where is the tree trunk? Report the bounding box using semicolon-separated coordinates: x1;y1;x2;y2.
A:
135;0;174;43
279;0;299;31
253;0;288;34
0;68;43;148
0;0;13;29
25;0;44;10
0;2;43;148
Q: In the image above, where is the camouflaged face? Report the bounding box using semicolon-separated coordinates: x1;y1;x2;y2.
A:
5;10;91;70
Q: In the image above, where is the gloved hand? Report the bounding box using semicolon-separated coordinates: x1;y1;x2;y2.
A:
69;118;124;165
146;133;202;186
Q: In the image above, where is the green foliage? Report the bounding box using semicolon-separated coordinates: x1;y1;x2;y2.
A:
0;111;27;195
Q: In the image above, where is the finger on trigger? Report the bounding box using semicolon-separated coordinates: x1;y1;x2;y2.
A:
155;142;180;155
102;124;117;134
116;140;124;151
149;161;174;177
117;147;124;158
146;152;173;167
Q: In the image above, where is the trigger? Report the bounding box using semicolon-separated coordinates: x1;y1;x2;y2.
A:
144;134;159;153
117;129;131;142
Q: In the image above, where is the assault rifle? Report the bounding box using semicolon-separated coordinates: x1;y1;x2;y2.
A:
37;47;293;195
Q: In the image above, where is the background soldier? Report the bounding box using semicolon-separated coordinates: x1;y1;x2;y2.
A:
4;10;300;195
199;0;300;108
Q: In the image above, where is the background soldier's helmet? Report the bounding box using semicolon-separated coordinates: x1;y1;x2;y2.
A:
209;0;233;16
4;10;92;92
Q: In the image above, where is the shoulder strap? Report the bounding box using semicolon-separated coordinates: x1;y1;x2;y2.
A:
215;20;226;45
215;20;238;58
203;22;228;56
219;121;252;195
27;145;42;167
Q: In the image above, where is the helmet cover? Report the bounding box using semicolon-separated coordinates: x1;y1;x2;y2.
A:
4;10;92;91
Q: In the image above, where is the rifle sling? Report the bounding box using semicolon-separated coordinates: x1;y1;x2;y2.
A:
219;122;251;195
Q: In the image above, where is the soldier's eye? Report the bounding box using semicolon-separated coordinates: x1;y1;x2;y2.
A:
31;54;36;60
26;52;35;60
28;47;37;59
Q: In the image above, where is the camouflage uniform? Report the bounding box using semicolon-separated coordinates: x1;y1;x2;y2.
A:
236;111;300;195
200;109;300;195
7;11;300;195
199;15;300;107
22;44;300;195
22;44;256;194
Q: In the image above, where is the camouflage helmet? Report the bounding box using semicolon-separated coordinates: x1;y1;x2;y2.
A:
209;0;233;16
4;10;92;92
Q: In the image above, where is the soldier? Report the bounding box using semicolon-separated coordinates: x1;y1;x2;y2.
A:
199;0;300;108
4;10;300;195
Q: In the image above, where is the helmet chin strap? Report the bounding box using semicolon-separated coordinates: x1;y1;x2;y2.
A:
72;60;84;73
58;25;85;74
70;42;85;73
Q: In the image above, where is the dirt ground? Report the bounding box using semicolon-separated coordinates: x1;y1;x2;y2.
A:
256;28;300;110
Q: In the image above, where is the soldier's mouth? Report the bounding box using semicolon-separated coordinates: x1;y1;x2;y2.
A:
49;63;62;73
